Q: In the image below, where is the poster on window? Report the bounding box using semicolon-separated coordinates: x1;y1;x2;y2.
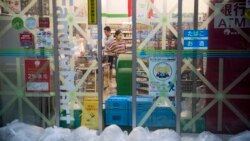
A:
149;57;176;97
207;0;250;133
25;59;50;93
214;2;250;28
2;0;20;14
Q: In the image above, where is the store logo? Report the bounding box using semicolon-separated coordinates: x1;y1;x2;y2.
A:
57;0;75;124
34;60;40;67
223;29;239;35
153;62;172;81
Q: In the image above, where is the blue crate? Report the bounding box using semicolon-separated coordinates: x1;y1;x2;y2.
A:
105;96;130;126
105;109;128;126
106;96;130;109
128;96;154;126
128;109;152;126
128;96;154;110
152;107;176;128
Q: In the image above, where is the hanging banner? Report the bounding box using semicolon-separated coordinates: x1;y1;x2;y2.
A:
88;0;97;25
137;0;154;21
25;59;50;93
149;57;176;97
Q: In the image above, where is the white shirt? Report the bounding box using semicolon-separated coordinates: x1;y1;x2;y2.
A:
104;35;114;49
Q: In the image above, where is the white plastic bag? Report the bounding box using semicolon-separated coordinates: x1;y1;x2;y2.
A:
197;131;222;141
229;130;250;141
100;124;128;141
0;126;9;141
149;129;181;141
70;126;97;141
126;127;149;141
181;137;196;141
38;126;71;141
2;120;44;141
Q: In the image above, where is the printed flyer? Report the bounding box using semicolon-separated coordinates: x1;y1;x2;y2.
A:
149;57;176;97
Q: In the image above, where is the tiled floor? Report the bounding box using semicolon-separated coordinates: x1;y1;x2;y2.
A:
103;68;117;101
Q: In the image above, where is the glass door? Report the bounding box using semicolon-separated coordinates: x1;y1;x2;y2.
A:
0;0;55;127
180;0;250;134
55;0;101;129
135;0;179;129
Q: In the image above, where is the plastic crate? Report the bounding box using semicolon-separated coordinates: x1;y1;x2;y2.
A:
106;96;130;109
128;96;154;109
105;109;129;126
128;96;154;126
105;96;131;126
128;109;152;126
152;107;176;128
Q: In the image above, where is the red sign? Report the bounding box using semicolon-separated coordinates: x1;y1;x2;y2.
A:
25;59;50;93
19;33;33;47
206;0;250;133
39;17;50;28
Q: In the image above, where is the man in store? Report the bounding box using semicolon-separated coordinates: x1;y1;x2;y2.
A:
103;26;114;81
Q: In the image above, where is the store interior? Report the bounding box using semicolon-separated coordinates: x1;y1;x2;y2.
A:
0;0;250;139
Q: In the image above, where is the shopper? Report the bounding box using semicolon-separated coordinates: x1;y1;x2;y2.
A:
104;26;114;50
105;29;126;83
108;29;126;55
104;26;114;79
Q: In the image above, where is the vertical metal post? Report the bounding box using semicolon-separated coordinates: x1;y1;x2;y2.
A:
52;0;60;126
194;0;199;30
97;0;103;133
132;0;137;128
176;0;183;134
38;0;46;127
191;0;199;132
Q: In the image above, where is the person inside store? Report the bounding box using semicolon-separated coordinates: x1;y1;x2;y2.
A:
105;29;126;82
104;26;115;80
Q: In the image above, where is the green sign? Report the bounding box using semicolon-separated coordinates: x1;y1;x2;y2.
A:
12;17;24;30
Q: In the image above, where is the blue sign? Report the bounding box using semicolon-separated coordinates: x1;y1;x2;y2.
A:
184;30;208;50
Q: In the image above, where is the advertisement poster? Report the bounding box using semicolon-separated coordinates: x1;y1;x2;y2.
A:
2;0;21;14
25;59;50;93
37;31;52;48
19;32;33;47
214;2;250;28
149;57;176;97
207;0;250;133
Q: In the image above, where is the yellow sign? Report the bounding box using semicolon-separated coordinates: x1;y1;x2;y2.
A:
88;0;97;25
245;8;250;19
81;96;98;129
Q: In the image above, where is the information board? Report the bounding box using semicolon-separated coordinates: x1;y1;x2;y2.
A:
25;59;50;93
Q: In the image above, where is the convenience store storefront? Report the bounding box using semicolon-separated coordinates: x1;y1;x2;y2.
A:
0;0;250;136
